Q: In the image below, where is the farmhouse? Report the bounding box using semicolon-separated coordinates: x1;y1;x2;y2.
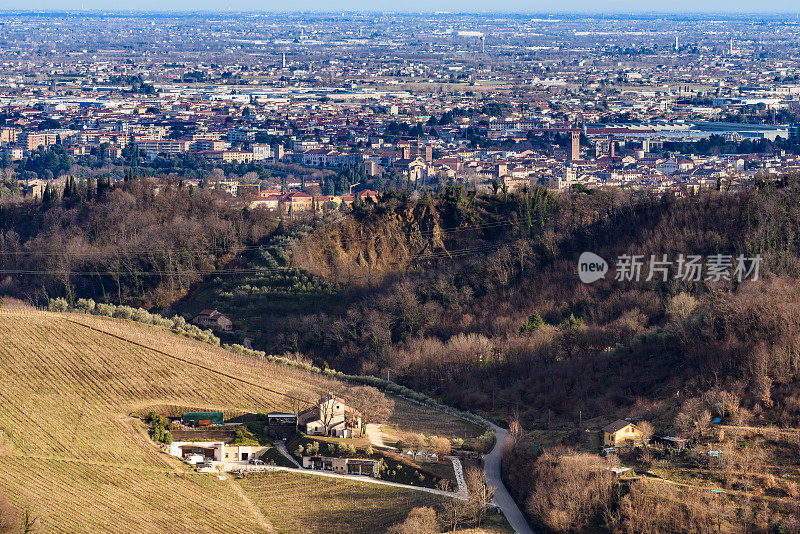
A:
299;395;362;438
170;441;224;462
602;419;644;447
192;309;234;332
302;456;380;477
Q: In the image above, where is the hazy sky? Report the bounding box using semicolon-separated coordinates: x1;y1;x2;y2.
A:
1;1;800;13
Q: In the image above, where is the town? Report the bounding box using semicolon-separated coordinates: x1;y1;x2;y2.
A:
1;12;800;210
2;10;800;534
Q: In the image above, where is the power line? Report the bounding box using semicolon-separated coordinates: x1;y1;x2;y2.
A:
0;240;509;277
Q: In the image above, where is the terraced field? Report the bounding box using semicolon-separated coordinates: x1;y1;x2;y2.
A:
0;308;456;533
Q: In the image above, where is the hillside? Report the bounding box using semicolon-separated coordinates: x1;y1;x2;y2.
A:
0;307;474;533
167;183;800;531
290;199;450;284
211;183;800;425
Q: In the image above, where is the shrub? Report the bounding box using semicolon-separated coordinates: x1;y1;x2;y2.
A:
475;430;496;453
434;437;452;456
131;307;153;324
112;305;134;320
96;303;116;316
47;297;69;312
75;298;96;312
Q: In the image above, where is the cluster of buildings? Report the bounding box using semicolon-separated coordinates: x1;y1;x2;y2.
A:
166;396;374;476
1;13;800;205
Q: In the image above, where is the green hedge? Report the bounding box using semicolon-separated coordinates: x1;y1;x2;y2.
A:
49;297;221;346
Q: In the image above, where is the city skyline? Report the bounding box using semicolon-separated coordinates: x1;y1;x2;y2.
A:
0;5;799;14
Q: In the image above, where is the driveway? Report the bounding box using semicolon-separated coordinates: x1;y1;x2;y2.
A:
228;464;465;499
364;423;391;450
446;455;468;499
275;441;301;468
484;424;535;534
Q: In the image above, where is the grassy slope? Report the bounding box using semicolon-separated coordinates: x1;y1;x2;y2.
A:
0;308;478;533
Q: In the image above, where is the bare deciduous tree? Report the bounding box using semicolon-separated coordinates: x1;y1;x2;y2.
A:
344;385;393;436
636;421;654;445
287;388;308;432
386;507;439;534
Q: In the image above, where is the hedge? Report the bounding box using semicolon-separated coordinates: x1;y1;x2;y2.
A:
49;297;221;346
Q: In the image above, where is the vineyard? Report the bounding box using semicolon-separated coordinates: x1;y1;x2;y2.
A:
237;471;447;534
0;307;481;533
0;310;368;530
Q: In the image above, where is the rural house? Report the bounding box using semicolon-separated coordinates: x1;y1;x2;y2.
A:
192;309;234;332
299;395;362;438
602;419;644;447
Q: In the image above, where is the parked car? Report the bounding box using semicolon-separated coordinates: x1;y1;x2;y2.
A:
248;458;264;465
186;454;205;465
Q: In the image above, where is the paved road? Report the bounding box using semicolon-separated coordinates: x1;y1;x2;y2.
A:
484;425;535;534
230;464;465;499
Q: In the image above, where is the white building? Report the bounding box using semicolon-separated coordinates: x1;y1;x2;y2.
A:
169;441;265;463
252;144;273;161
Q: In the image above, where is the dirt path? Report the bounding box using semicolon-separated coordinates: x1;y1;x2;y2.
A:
641;472;799;504
0;452;184;474
365;423;391;450
718;424;800;437
235;464;466;499
225;476;275;533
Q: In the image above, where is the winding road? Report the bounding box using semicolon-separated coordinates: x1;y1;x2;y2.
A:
484;424;535;534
